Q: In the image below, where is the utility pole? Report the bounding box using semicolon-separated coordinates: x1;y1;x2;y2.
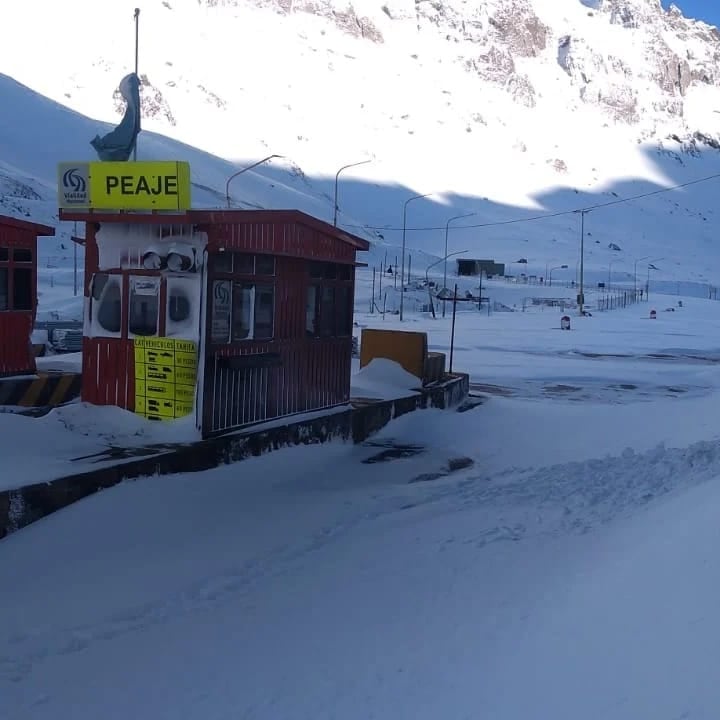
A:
333;160;371;226
225;155;284;207
443;212;474;318
133;7;140;162
580;209;585;315
73;221;78;297
400;192;431;321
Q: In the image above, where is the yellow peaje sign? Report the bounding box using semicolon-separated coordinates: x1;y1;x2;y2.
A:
57;161;191;211
133;337;198;421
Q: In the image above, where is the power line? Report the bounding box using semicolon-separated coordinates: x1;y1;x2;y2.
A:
345;171;720;233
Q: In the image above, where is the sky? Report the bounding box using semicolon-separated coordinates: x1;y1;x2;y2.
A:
663;0;720;27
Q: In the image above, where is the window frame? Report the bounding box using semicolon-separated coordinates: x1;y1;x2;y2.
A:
12;267;33;311
127;275;161;339
209;251;277;346
0;244;35;313
305;261;354;339
165;274;198;339
88;272;123;338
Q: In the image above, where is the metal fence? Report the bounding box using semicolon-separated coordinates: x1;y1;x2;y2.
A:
595;289;643;312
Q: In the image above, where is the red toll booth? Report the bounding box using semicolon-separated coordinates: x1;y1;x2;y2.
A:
0;214;55;377
59;207;369;437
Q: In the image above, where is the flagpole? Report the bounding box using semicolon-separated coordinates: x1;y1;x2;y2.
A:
133;7;140;161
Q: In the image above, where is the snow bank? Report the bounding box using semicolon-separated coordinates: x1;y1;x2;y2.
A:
36;352;82;373
46;403;200;446
0;403;200;492
351;357;422;399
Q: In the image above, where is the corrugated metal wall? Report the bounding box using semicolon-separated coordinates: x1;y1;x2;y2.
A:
207;220;356;264
82;337;136;408
0;223;38;377
204;339;351;435
0;314;34;377
201;247;354;436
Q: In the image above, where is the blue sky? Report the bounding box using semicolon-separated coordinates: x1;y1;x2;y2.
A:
662;0;720;27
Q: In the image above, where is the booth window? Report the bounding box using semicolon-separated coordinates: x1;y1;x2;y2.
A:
212;252;276;278
13;268;33;311
129;277;160;337
255;254;276;276
0;248;34;312
254;285;274;338
91;273;122;335
232;284;254;341
319;286;336;337
336;286;353;336
12;248;33;263
211;252;233;273
0;268;8;310
234;254;254;275
306;261;354;338
213;282;276;343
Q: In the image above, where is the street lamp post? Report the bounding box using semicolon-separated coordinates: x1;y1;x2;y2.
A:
225;154;284;207
576;209;588;315
646;258;664;301
443;213;474;317
333;159;371;226
549;264;568;287
426;249;469;286
426;250;468;319
633;255;649;295
400;192;432;322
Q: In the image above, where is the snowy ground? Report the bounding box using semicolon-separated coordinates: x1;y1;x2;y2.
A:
3;286;720;717
3;283;719;490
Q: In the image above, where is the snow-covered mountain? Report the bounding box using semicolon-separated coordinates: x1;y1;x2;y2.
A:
3;0;720;318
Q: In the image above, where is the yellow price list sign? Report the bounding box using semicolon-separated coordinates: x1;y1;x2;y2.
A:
133;337;198;421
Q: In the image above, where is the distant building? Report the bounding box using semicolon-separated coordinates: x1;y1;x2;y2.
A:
456;259;505;278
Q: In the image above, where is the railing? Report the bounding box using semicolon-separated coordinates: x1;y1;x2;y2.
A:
595;289;642;312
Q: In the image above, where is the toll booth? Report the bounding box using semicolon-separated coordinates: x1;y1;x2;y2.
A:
0;214;55;376
58;160;369;437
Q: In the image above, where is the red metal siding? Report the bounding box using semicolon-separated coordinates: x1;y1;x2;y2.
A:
203;339;350;435
82;337;135;409
0;313;34;376
83;223;99;295
202;254;352;435
0;222;39;377
205;220;356;264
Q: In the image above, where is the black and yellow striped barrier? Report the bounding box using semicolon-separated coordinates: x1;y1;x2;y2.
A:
0;373;82;408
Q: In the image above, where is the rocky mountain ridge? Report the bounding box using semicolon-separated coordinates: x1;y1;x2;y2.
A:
191;0;720;134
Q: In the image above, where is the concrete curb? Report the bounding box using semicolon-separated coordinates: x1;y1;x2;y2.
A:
0;372;82;408
0;373;470;539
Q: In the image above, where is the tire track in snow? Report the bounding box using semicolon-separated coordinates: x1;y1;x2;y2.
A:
3;438;720;685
